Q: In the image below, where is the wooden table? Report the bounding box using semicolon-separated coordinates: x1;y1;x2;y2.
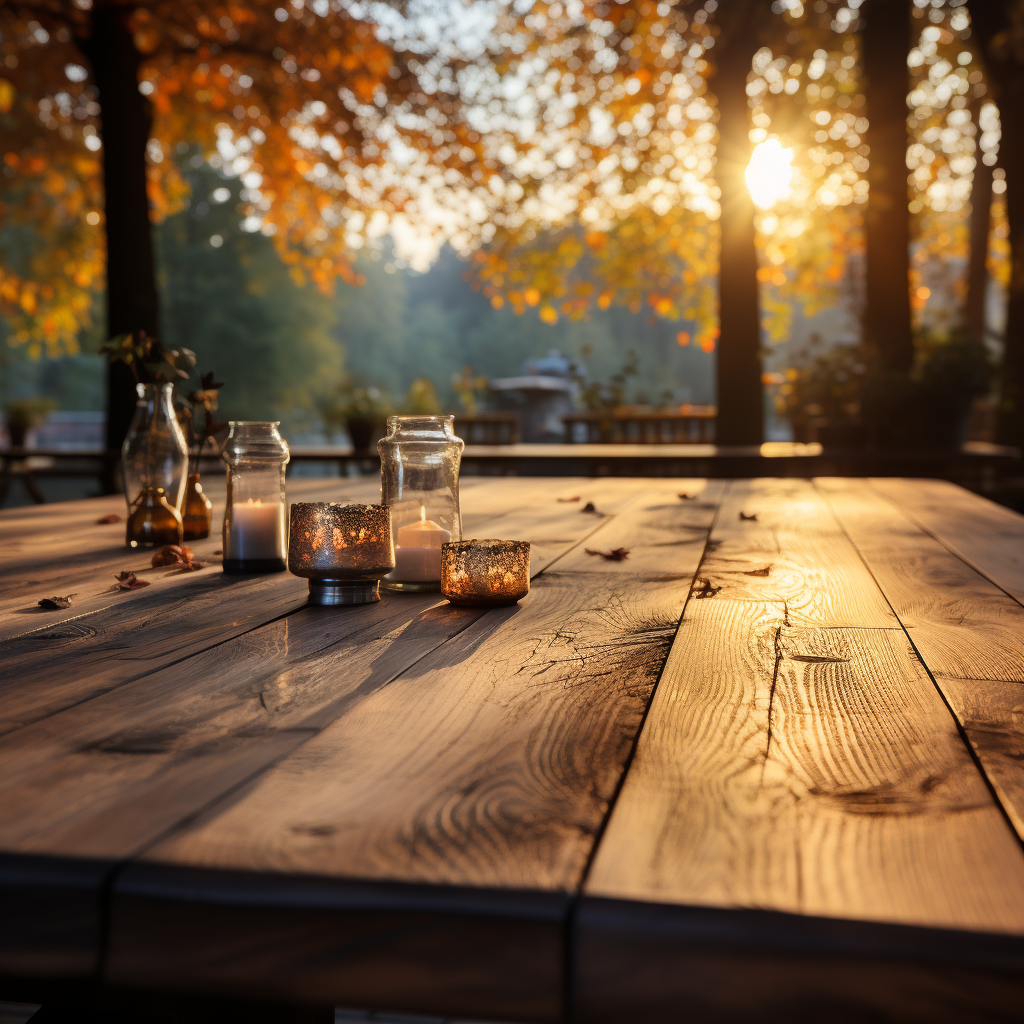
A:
3;477;1024;1022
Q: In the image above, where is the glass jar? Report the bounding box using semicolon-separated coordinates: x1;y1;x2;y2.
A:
221;421;289;574
378;415;464;591
122;383;189;548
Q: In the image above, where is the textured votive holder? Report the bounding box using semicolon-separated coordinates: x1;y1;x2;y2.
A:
288;502;395;606
440;539;530;607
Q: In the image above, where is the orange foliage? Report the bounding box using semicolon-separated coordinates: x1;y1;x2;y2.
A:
0;1;495;354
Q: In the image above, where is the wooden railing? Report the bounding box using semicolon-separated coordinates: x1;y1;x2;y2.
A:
562;406;717;444
453;412;521;445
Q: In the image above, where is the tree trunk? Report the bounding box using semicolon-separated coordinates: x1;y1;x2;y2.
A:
965;114;994;342
970;2;1024;450
78;5;161;491
713;23;763;447
862;0;913;372
997;124;1024;448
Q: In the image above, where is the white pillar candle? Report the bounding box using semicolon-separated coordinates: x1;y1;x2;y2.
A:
391;506;451;581
228;498;286;561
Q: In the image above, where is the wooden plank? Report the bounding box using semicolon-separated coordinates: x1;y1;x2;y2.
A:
577;478;1024;1022
816;478;1024;845
0;476;612;636
0;478;652;733
0;478;381;636
0;477;683;991
101;484;723;1020
871;477;1024;606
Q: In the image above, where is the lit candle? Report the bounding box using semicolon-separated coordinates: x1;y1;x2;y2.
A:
392;505;451;582
228;497;286;562
441;540;531;606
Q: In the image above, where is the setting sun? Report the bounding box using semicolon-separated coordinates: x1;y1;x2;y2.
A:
745;139;795;210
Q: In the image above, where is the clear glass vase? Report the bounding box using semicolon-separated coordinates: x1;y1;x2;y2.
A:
378;415;464;591
221;421;290;574
121;383;189;548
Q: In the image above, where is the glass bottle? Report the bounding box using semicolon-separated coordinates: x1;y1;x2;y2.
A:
122;383;189;548
182;473;214;540
378;415;464;591
221;421;289;573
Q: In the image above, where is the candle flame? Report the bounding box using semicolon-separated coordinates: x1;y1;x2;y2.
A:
419;505;426;523
246;497;263;506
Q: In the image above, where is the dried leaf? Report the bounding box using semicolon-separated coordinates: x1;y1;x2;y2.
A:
677;493;691;501
114;571;151;591
743;565;772;577
96;513;122;524
151;544;195;568
172;559;205;573
38;594;75;609
558;496;581;503
585;547;630;561
581;501;597;513
739;512;758;522
693;576;721;599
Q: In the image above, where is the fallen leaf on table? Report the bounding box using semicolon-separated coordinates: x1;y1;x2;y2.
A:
96;513;122;524
739;512;758;521
38;595;76;609
693;576;722;599
743;565;772;577
213;549;223;556
677;493;691;501
171;560;205;573
558;496;581;503
151;544;195;568
581;501;598;513
586;547;630;561
114;571;151;591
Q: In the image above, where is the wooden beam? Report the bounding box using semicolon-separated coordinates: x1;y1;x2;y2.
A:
577;478;1024;1021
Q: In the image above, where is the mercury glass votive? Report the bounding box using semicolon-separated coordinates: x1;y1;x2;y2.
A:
288;502;395;606
440;540;531;607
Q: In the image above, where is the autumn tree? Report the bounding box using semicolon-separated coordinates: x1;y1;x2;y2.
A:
0;0;494;475
472;0;869;444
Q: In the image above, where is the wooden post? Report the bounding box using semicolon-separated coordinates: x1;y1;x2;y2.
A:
965;120;994;343
971;1;1024;450
713;10;764;447
862;0;914;373
78;5;161;492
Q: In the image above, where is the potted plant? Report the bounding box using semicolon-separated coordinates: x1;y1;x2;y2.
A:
321;377;391;452
781;329;992;451
3;397;56;448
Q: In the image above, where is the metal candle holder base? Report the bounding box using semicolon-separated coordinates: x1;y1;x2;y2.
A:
288;502;395;610
307;578;380;606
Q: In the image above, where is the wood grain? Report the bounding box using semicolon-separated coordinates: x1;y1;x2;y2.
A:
101;485;723;1019
817;477;1024;847
0;477;382;637
871;477;1024;606
0;477;645;731
0;477;682;993
578;477;1024;1022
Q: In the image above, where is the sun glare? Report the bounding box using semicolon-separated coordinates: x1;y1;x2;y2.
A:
745;139;794;210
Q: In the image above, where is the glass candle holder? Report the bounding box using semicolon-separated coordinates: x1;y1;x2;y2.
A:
122;383;189;548
288;503;395;605
441;540;531;607
221;421;289;574
378;415;464;592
